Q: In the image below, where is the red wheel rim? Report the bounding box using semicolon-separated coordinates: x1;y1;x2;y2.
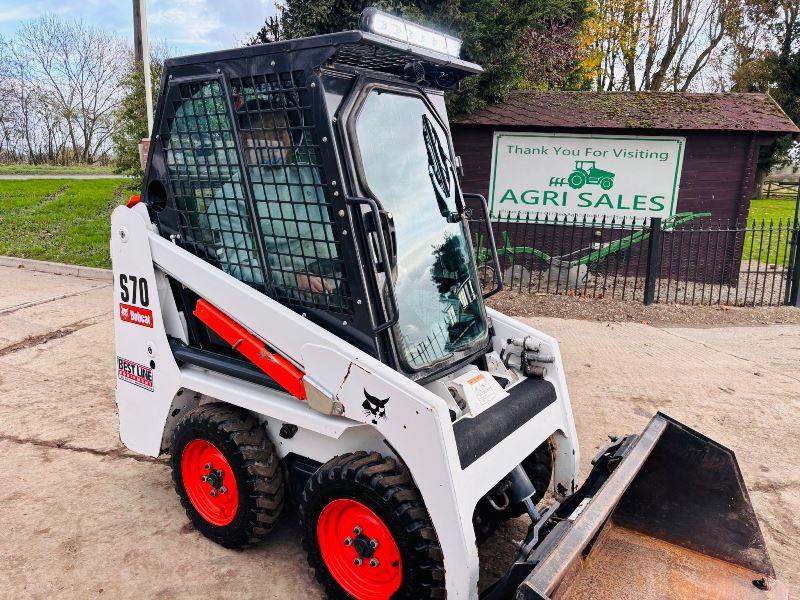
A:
181;439;239;526
317;499;403;600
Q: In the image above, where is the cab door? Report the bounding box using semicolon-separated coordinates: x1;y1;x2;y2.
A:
338;81;490;378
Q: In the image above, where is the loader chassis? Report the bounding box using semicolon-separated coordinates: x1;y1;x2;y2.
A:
113;16;785;600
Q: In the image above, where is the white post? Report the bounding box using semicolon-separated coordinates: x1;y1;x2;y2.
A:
133;0;154;170
134;0;154;134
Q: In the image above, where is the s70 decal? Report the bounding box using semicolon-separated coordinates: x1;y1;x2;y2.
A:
119;274;149;307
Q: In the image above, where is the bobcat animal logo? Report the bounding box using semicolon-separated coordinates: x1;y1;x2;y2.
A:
362;389;389;424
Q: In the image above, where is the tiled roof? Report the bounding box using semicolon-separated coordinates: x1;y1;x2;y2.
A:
453;91;799;133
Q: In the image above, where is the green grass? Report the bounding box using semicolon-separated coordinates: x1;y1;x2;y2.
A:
742;198;799;266
0;164;116;175
0;182;794;271
0;178;126;268
747;198;798;224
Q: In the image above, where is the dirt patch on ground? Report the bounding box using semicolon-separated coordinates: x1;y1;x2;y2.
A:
488;291;800;327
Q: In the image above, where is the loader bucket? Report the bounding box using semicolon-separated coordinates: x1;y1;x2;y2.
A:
513;413;786;600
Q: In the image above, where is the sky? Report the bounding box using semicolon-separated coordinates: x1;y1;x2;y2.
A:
0;0;278;56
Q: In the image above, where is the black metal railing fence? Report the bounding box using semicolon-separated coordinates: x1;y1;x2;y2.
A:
469;211;800;307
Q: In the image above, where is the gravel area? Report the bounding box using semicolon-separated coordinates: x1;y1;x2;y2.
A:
488;291;800;327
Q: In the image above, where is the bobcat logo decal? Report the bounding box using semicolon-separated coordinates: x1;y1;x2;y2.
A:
362;389;389;424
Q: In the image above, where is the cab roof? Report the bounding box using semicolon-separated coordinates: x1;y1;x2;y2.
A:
164;30;482;89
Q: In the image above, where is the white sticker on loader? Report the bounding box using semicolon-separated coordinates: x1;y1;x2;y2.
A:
448;371;508;416
117;356;154;392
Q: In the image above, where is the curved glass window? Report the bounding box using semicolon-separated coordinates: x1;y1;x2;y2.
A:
355;90;486;369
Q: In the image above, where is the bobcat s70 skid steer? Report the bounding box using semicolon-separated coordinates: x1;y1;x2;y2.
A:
112;9;785;599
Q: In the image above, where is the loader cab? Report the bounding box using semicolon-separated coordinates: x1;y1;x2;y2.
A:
141;9;499;382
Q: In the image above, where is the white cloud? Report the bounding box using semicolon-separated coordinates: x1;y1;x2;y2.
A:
0;0;277;55
150;0;221;44
0;6;37;23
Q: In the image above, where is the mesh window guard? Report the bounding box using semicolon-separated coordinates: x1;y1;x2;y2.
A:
230;71;352;315
160;79;265;288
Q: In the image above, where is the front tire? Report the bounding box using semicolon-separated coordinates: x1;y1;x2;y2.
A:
171;404;285;548
300;451;445;599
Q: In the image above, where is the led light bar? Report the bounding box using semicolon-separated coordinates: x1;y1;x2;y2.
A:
360;8;462;58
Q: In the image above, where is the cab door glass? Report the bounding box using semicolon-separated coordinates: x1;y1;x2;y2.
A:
355;90;487;369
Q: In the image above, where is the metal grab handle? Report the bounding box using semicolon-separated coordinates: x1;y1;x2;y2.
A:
347;196;399;333
464;192;503;299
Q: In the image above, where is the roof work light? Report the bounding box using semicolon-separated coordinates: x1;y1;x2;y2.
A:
360;8;463;58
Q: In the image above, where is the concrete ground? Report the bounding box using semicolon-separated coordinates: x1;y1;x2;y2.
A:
1;265;798;598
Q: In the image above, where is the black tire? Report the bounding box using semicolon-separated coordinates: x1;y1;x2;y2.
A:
300;451;445;599
170;404;285;549
473;440;553;544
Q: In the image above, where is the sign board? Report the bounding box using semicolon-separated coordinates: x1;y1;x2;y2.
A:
489;132;685;222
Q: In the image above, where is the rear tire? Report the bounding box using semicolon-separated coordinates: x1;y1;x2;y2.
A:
300;451;445;599
171;404;285;549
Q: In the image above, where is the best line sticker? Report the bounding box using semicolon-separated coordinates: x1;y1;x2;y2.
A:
117;356;154;391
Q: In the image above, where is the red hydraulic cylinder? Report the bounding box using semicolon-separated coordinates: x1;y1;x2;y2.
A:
193;298;307;400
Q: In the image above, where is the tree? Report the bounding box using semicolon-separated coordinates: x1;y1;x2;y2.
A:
250;0;589;115
112;53;163;182
17;16;127;163
580;0;740;90
770;0;799;121
0;16;126;165
727;0;799;166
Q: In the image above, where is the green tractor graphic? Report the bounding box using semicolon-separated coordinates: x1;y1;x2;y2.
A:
567;160;615;190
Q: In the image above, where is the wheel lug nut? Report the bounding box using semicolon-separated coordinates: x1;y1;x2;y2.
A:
369;538;379;549
210;490;217;497
219;486;227;494
353;558;362;566
343;537;352;546
353;526;362;535
369;558;379;568
201;475;208;482
205;463;212;470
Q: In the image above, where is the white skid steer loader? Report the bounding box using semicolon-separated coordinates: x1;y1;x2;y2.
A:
112;9;786;599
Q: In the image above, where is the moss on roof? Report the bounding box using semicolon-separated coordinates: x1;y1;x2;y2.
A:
453;91;799;133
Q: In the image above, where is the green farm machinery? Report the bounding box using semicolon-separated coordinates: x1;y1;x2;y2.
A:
476;212;711;291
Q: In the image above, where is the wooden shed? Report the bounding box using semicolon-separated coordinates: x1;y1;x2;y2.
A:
452;91;799;223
